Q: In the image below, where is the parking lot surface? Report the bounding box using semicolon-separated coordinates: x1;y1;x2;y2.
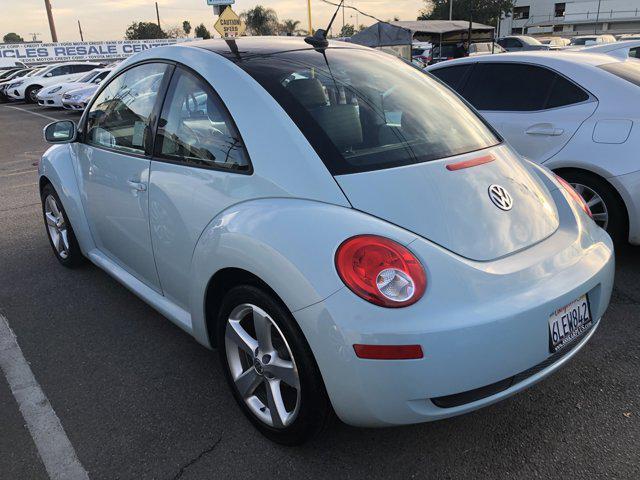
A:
1;103;639;479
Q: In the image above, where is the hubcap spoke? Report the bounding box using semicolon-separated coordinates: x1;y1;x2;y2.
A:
45;212;58;227
226;320;258;355
592;213;608;222
60;229;69;252
587;195;602;209
252;307;273;352
265;379;287;428
234;367;262;398
264;358;299;389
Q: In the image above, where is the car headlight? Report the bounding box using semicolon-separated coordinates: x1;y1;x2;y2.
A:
49;86;63;93
9;80;23;88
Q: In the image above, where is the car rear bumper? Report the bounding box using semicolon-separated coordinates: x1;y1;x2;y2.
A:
294;213;614;427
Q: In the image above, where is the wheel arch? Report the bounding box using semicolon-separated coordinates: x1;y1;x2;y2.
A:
553;166;629;238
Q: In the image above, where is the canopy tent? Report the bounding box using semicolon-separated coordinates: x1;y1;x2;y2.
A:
350;20;496;59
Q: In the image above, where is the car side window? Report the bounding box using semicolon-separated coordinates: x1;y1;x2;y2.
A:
154;68;250;172
73;64;98;74
85;62;169;155
430;65;473;93
48;65;71;77
462;63;587;111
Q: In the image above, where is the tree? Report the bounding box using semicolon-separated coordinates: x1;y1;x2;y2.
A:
166;25;185;38
241;5;279;36
183;20;192;36
280;19;301;36
3;32;24;43
125;21;167;40
419;0;514;26
194;23;211;40
339;24;355;37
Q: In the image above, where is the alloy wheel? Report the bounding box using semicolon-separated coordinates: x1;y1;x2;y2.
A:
225;304;301;428
570;183;609;230
44;195;70;259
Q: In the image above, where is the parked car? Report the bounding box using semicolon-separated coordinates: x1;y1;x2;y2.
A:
39;38;613;444
574;39;640;59
412;42;433;66
541;37;571;48
61;84;98;111
427;51;640;244
497;35;552;51
469;42;506;56
0;68;35;102
37;68;112;108
617;34;640;41
568;34;617;47
6;62;102;103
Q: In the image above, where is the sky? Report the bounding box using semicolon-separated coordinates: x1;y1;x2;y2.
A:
1;0;426;42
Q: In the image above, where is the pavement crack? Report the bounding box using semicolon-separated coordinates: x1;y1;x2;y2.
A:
171;436;223;480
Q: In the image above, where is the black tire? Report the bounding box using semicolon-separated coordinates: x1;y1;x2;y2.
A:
25;85;41;104
217;285;332;445
40;183;85;268
557;170;627;245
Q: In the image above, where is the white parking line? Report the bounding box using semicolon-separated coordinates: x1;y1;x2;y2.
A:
3;105;58;122
0;314;90;480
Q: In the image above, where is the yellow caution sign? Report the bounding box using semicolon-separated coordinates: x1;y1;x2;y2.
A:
214;7;246;38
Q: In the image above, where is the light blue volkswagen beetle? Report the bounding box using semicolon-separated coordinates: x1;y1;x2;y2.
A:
39;37;614;444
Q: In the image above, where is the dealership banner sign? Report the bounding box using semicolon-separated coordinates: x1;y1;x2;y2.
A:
0;39;194;64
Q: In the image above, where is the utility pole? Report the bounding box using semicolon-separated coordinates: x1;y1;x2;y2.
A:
342;1;345;32
43;0;58;42
78;20;84;41
594;0;602;34
156;1;161;30
449;0;453;21
307;0;313;35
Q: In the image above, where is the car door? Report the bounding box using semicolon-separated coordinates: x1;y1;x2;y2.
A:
77;62;172;291
148;66;253;310
460;62;597;162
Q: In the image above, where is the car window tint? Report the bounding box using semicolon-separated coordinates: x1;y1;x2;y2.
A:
430;64;472;93
239;48;499;175
85;63;169;155
73;64;98;73
546;75;590;108
464;63;556;111
155;68;249;171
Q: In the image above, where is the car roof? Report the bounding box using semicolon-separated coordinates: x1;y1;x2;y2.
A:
427;50;623;70
188;36;367;62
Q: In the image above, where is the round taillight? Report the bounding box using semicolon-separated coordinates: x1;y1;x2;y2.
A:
335;235;427;307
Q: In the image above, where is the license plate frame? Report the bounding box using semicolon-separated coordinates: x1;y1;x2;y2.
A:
548;294;592;353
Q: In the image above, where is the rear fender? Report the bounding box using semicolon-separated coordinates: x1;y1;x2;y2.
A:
188;198;417;347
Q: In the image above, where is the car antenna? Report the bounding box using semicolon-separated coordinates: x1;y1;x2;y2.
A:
305;0;344;49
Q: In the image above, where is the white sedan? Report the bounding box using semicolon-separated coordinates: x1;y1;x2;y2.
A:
37;68;111;108
427;51;640;244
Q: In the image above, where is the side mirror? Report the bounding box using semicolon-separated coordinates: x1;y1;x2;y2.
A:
45;72;53;77
43;121;77;144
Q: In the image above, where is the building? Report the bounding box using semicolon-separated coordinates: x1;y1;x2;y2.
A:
499;0;640;37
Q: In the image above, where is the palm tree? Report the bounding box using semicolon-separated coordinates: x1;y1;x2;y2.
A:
240;5;279;36
280;19;301;36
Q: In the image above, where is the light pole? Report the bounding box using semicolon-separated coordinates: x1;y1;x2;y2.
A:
43;0;58;42
307;0;313;35
594;0;602;34
449;0;453;21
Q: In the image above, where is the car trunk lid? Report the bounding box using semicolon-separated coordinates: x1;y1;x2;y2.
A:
334;145;559;261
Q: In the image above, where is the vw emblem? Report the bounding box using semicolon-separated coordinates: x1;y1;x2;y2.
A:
488;184;513;211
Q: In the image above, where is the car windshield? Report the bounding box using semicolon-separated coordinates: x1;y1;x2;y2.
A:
522;36;543;45
599;60;640;87
571;37;595;45
238;47;499;175
78;70;98;83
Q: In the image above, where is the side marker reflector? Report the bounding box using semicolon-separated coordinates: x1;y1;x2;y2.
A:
446;154;495;171
353;344;424;360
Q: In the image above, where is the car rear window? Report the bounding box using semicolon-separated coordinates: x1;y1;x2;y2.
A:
599;61;640;87
237;48;499;175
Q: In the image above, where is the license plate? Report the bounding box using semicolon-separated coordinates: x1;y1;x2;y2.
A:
548;295;592;353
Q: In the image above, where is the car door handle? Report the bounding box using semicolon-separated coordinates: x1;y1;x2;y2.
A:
127;180;147;192
525;125;564;136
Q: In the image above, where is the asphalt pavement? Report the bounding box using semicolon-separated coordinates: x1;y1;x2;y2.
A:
0;102;639;479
